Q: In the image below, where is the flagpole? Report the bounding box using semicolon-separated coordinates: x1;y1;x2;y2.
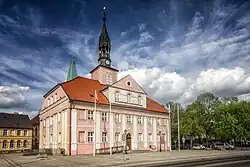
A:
109;86;112;155
93;90;97;157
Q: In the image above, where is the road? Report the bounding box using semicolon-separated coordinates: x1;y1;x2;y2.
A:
139;155;250;167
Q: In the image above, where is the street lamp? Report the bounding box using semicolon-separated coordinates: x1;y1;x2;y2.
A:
158;131;162;152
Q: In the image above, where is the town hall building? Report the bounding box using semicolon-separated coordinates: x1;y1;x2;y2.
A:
39;10;170;155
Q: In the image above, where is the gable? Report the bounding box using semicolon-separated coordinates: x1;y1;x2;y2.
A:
112;75;146;94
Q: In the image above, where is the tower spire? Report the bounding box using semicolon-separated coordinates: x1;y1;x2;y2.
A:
98;7;111;67
66;56;78;81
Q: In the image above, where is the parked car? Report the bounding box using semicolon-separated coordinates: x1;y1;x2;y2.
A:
192;144;206;150
211;142;235;150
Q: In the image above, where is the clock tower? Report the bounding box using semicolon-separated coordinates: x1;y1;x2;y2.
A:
90;8;118;85
98;8;111;67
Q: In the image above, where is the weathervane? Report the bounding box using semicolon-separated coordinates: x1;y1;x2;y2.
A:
103;6;107;22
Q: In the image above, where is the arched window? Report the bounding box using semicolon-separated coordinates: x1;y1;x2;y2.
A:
127;93;131;103
23;140;28;148
115;91;119;101
3;140;7;148
10;140;14;148
17;140;21;148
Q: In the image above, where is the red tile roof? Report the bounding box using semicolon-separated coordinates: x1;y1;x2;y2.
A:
60;76;168;113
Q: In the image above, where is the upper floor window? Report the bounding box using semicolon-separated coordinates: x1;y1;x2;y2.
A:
106;73;112;85
17;130;21;136
157;118;161;125
88;110;94;120
126;115;132;123
138;96;142;105
115;114;121;122
138;116;143;124
148;117;152;125
115;91;119;101
24;130;27;136
127;93;131;103
3;129;8;136
102;112;108;121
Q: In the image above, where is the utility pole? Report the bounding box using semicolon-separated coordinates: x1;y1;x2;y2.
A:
177;104;180;151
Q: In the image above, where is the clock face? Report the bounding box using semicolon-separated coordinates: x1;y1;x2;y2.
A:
106;60;110;65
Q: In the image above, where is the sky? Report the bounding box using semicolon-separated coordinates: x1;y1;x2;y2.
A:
0;0;250;117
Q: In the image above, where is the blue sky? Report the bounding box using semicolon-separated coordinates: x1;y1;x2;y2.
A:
0;0;250;117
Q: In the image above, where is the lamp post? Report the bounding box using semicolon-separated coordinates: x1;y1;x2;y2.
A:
122;129;128;154
158;131;162;152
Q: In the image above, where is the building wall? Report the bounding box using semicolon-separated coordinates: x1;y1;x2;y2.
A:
0;128;32;153
91;66;118;85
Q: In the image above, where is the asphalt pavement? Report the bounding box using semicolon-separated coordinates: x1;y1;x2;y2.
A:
133;155;250;167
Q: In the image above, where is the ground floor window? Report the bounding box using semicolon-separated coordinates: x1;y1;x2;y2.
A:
2;140;7;148
88;132;94;142
17;140;21;148
115;132;120;142
102;132;107;142
10;140;14;148
23;140;28;148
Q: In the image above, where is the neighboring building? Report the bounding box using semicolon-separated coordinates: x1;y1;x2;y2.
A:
31;114;39;150
39;10;170;155
0;113;33;153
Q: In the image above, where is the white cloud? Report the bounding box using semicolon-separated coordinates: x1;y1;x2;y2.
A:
0;85;30;108
118;67;250;104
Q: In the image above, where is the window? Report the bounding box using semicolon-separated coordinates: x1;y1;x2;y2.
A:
138;133;143;142
115;114;121;122
58;132;61;143
24;130;27;136
17;130;21;136
127;93;131;103
58;112;61;122
55;93;57;101
10;140;14;148
10;130;15;136
35;127;38;136
148;133;153;142
88;110;93;120
102;132;107;142
50;116;53;126
115;132;120;142
138;96;142;105
115;91;119;101
157;118;161;125
23;140;28;148
50;134;53;144
138;116;143;124
17;140;21;148
79;131;85;143
3;129;8;136
3;140;7;148
126;115;132;123
102;112;107;121
106;73;113;85
88;132;94;142
148;117;152;125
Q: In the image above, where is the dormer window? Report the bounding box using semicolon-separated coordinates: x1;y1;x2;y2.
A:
127;93;131;103
115;91;119;101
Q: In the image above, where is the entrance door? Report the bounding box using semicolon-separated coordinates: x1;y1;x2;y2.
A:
126;133;132;151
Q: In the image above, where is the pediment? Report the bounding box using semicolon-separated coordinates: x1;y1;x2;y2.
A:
111;75;146;94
